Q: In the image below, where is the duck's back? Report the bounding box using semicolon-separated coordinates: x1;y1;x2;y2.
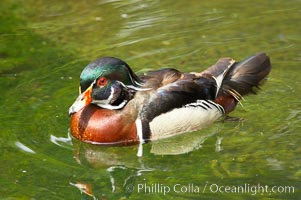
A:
135;53;271;141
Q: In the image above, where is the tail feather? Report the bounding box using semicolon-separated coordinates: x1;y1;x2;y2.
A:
222;52;271;96
214;52;271;113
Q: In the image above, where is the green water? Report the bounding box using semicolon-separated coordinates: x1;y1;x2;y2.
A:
0;0;300;199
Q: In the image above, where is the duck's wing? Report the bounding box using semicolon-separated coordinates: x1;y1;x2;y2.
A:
135;53;271;141
139;68;183;89
137;68;218;137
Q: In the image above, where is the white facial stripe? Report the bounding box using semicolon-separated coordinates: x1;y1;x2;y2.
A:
133;79;144;86
91;87;114;105
117;80;150;91
91;79;148;110
92;87;129;110
95;100;128;110
126;69;144;87
108;87;115;102
117;81;127;88
126;85;151;91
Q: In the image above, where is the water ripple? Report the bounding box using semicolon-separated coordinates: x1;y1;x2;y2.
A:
15;141;36;154
50;133;73;149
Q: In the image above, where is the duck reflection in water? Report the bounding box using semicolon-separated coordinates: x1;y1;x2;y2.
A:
69;124;225;199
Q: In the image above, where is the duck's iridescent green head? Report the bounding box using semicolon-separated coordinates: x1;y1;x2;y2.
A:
79;57;143;92
69;57;144;115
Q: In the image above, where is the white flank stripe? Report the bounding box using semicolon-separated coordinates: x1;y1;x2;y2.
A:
135;118;144;157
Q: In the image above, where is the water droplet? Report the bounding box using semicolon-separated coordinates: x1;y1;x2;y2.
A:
95;17;102;21
121;13;128;18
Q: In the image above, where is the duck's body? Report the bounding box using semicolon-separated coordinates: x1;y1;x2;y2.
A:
69;53;271;145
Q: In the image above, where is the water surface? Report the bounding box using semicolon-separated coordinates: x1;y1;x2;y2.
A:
0;0;300;199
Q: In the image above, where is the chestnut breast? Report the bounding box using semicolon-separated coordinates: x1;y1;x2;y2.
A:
70;105;138;145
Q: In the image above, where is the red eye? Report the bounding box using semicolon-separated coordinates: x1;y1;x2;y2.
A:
97;77;107;86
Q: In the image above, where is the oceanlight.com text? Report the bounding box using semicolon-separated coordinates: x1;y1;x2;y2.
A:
126;182;295;196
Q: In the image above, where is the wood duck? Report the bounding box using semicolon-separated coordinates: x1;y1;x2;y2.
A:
69;53;271;146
